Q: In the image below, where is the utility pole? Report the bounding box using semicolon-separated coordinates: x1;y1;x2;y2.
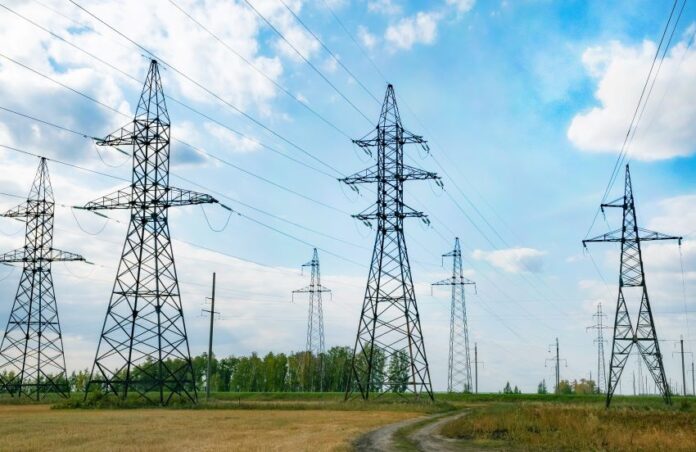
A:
202;273;219;401
583;164;681;407
432;238;476;393
672;336;692;397
0;158;86;399
473;343;484;394
688;362;695;396
545;338;566;393
475;343;478;394
342;84;440;400
79;60;227;405
586;302;609;393
292;249;331;392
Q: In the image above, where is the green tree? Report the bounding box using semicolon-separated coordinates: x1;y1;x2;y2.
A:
387;350;409;393
503;381;513;394
537;379;548;394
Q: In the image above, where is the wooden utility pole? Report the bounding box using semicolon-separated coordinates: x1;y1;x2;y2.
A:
203;272;218;401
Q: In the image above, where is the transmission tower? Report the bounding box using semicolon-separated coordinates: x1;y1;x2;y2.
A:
583;164;681;407
292;248;331;391
79;60;222;405
0;158;86;399
586;302;609;394
545;338;566;393
341;84;440;400
432;237;476;393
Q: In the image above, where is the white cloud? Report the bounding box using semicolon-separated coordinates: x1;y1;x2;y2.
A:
203;122;261;153
446;0;475;13
368;0;402;15
568;35;696;161
357;25;377;50
472;247;547;273
385;11;442;51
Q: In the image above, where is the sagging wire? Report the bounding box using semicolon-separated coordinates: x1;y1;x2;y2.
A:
94;140;130;168
70;207;109;236
60;258;97;280
200;203;234;233
0;264;16;282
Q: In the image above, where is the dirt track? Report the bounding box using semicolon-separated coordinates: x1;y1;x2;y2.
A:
353;411;469;451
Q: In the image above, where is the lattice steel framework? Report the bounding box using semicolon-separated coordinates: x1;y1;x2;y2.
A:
587;302;609;394
584;164;681;407
432;237;476;393
80;60;219;404
292;248;331;391
341;84;439;400
0;158;85;399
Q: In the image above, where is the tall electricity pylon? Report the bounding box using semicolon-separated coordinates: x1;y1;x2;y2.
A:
341;84;440;400
292;248;331;392
0;158;85;399
586;302;609;394
583;164;681;407
545;338;566;393
432;237;476;393
79;60;221;405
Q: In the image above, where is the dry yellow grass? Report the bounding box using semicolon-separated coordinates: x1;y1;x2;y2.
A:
440;402;696;451
0;405;418;451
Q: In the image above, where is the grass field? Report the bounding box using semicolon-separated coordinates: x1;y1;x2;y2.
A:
0;404;418;451
2;392;696;450
439;395;696;451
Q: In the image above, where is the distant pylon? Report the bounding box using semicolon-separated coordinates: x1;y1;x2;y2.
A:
432;237;476;393
79;60;223;404
583;164;681;406
342;84;440;400
292;248;331;392
586;302;609;393
0;158;86;399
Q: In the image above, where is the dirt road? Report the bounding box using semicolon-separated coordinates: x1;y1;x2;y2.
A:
353;411;469;451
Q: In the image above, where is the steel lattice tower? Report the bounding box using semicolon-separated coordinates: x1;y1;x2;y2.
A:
432;237;475;393
584;164;681;406
80;60;220;404
292;248;331;391
0;158;85;399
587;302;609;394
341;84;439;400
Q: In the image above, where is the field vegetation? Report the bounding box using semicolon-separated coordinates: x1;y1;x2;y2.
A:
439;395;696;451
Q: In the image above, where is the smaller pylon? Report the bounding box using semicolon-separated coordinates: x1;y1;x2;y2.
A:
0;158;86;399
292;248;331;391
432;238;476;393
586;302;609;393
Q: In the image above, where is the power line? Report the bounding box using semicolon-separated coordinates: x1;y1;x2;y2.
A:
66;0;344;177
240;0;373;124
0;2;342;180
165;0;352;140
585;0;683;238
278;0;380;104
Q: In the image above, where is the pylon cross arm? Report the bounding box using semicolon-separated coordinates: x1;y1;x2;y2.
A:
77;186;219;210
340;166;379;185
1;200;50;219
0;248;82;263
79;187;132;210
401;164;440;182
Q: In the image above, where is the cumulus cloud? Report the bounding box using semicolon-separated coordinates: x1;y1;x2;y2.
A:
385;11;441;51
368;0;402;15
446;0;475;13
472;247;547;273
357;25;377;50
568;34;696;160
203;122;261;153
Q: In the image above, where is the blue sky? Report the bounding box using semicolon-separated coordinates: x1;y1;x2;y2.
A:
1;0;696;394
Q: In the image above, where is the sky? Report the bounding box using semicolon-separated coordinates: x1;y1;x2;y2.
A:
1;0;696;395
